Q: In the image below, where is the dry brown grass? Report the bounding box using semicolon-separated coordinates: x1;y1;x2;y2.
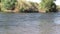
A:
14;0;40;12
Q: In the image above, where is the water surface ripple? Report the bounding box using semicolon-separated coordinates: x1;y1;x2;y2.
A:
0;13;60;34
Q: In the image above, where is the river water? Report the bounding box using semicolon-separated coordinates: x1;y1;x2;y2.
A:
0;12;60;34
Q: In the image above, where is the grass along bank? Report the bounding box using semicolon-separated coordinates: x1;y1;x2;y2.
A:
0;0;59;13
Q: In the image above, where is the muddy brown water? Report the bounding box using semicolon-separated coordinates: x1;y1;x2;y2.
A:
0;12;60;34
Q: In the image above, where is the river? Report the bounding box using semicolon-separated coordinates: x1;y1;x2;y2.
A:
0;12;60;34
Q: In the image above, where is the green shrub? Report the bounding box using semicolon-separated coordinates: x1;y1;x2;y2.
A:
40;0;57;12
1;0;17;11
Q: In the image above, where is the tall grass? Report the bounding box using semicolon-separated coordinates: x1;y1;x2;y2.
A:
13;0;39;13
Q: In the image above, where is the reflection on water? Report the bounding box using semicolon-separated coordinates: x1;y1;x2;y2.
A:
0;13;60;34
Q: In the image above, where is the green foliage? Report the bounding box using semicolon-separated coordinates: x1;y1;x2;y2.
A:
1;0;57;13
1;0;17;10
40;0;57;12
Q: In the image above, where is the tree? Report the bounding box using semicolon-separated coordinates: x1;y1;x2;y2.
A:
40;0;57;12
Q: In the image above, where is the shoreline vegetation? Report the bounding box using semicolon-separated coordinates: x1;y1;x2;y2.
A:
0;0;60;13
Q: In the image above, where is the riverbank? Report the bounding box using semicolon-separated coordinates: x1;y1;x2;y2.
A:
0;10;59;13
0;0;59;13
